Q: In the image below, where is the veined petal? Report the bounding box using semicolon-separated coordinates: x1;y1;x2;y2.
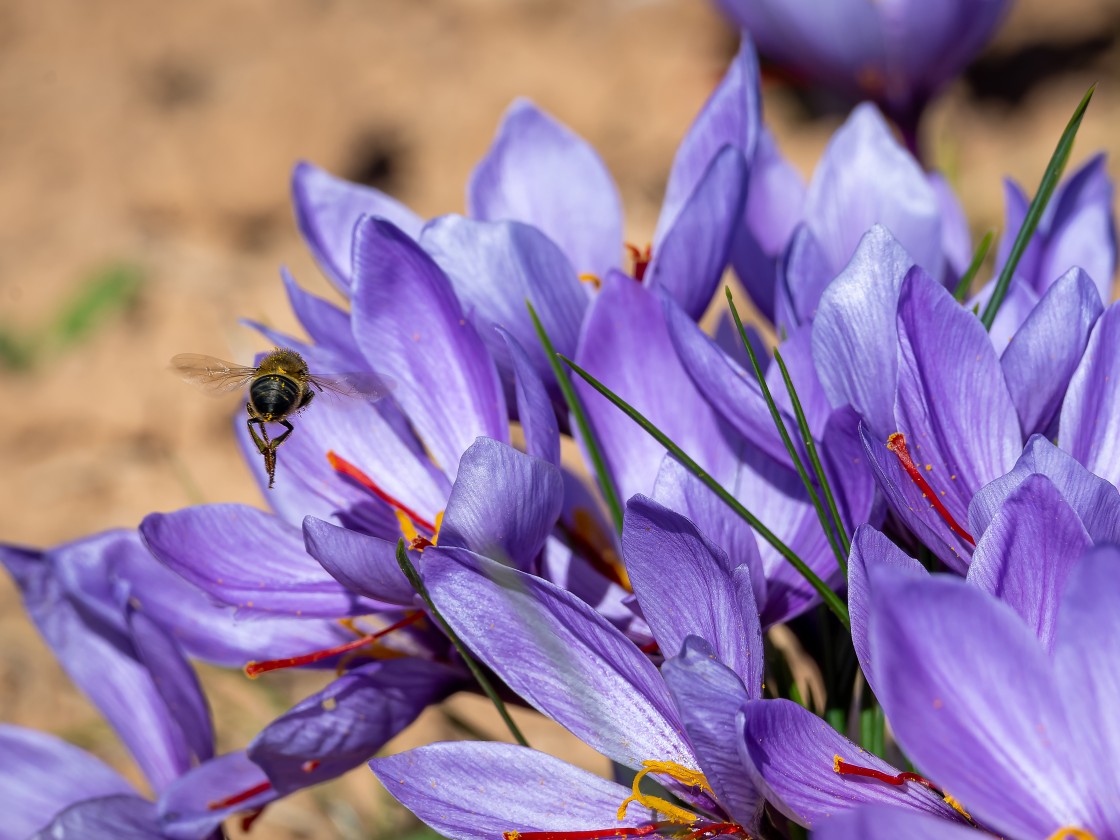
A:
371;743;647;840
803;104;942;282
574;272;740;502
421;215;588;383
29;796;161;840
0;725;133;840
622;496;763;692
440;437;563;569
351;217;508;480
662;637;762;826
141;504;382;617
966;474;1091;651
468;98;623;280
870;570;1091;838
811;226;914;435
647;145;749;319
737;699;953;827
158;751;277;840
1059;301;1120;487
1001;267;1102;437
776;224;833;329
928;172;972;279
995;177;1043;291
303;517;416;606
815;804;982;840
499;328;561;466
968;435;1120;546
424;546;695;769
846;524;926;700
1053;546;1120;829
291;160;422;293
249;659;461;794
279;266;363;364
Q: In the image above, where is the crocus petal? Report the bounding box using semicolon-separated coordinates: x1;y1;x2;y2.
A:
439;437;563;569
499;327;560;466
2;548;195;794
738;699;953;827
127;608;214;767
776;224;833;329
30;796;161;840
928;172;972;278
1001;267;1102;437
279;267;363;364
764;324;831;435
871;570;1091;837
141;504;382;617
651;456;767;612
660;290;792;468
662;637;762;826
647;146;749;319
424;546;695;769
811;226;914;434
158;751;277;840
966;474;1091;651
968;434;1120;546
1059;301;1120;487
995;178;1043;290
574;273;740;502
371;743;647;840
0;725;133;840
622;495;763;692
351;217;508;479
846;524;926;699
420;215;588;383
468;98;623;280
303;517;416;606
815;804;982;840
803;104;942;282
291;160;423;293
968;275;1040;352
1053;546;1120;827
249;659;462;794
657;38;759;239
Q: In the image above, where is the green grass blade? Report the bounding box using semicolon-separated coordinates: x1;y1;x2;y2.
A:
773;348;851;561
49;263;143;348
725;288;847;573
395;540;530;747
952;230;995;303
980;85;1095;330
528;300;624;534
560;355;850;630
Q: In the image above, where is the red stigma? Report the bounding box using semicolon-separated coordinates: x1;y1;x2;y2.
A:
327;451;438;534
625;243;652;282
886;434;975;546
834;757;938;792
207;780;273;811
244;611;423;678
301;760;321;773
504;822;746;840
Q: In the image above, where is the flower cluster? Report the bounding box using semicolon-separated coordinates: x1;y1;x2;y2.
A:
5;6;1119;840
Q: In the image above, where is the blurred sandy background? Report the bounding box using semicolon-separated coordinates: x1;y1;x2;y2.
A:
0;0;1118;836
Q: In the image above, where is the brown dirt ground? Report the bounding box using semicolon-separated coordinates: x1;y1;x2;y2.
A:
0;0;1117;837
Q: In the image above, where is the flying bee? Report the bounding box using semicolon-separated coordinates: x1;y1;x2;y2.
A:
172;348;389;489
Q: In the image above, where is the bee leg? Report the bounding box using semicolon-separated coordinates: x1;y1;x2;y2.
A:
270;418;296;449
247;416;270;455
247;416;278;489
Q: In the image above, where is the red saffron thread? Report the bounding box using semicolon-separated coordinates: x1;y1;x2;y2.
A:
886;433;975;546
207;780;273;811
240;808;266;832
625;243;652;282
244;611;423;678
327;451;438;533
681;824;745;840
505;824;664;840
834;757;938;792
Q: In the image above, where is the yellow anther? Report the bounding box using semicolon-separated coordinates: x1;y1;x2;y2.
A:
832;754;843;773
579;273;603;290
943;793;971;820
394;509;419;543
615;760;710;824
432;510;444;545
1046;830;1097;840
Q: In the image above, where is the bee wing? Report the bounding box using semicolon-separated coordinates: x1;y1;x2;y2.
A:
170;353;258;394
306;371;396;403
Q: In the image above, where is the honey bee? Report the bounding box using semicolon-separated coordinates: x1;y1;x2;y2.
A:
172;348;388;488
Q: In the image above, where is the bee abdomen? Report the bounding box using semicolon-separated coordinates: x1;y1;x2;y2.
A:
250;375;301;421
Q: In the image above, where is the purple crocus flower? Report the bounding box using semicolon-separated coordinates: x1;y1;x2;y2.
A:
811;225;1104;570
370;495;769;838
710;1;1011;145
816;543;1120;838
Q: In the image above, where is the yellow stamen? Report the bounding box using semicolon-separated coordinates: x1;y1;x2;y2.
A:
394;509;419;543
579;273;602;290
615;760;710;824
1046;830;1097;840
432;510;444;545
943;794;971;820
